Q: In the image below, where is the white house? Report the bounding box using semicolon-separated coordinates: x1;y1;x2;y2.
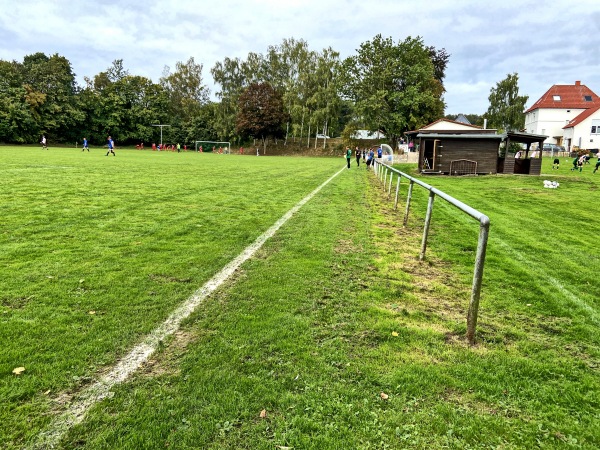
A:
352;130;386;139
524;81;600;149
562;106;600;151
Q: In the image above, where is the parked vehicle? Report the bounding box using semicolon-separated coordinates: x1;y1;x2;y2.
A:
543;143;565;152
316;134;330;139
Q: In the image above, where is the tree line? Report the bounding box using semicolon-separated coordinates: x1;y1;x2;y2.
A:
1;34;524;149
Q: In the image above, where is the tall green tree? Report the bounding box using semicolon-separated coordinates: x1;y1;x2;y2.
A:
161;57;209;122
264;38;312;143
485;73;528;132
20;52;83;143
0;60;38;143
211;57;248;142
79;60;169;145
160;57;210;144
340;35;448;148
236;82;289;154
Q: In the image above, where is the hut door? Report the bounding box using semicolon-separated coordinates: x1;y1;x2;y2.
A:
432;140;441;170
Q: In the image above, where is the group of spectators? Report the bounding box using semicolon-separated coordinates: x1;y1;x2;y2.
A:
345;146;385;169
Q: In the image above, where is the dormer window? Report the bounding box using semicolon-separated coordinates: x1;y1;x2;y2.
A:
584;95;592;101
553;95;561;101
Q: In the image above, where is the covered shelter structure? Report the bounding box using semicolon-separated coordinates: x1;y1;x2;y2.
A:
500;131;548;175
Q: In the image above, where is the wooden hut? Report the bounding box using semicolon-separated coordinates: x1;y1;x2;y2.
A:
406;120;547;175
406;119;502;175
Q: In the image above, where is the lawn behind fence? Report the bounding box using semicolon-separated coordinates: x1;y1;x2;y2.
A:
1;149;599;449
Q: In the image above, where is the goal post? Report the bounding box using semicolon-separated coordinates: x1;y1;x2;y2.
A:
195;141;231;154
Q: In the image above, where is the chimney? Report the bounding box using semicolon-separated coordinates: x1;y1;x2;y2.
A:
575;80;581;86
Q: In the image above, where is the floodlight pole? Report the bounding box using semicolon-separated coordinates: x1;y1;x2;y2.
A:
152;124;171;147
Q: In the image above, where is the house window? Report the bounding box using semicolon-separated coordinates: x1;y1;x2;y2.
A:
584;95;592;102
592;120;600;134
553;95;561;101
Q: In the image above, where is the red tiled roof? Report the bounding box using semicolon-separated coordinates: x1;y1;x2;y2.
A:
526;82;600;113
563;106;600;129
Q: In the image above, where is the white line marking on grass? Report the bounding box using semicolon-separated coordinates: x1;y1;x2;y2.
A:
32;167;346;449
428;202;598;324
493;239;599;325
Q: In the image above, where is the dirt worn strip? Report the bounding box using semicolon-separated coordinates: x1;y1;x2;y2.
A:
30;168;345;450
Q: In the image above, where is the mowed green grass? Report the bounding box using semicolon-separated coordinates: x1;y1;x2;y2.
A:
2;149;599;449
0;147;346;447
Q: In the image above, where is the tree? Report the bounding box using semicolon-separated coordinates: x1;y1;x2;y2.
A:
0;60;38;143
307;47;341;148
211;56;249;142
236;82;289;154
340;35;448;149
444;113;485;126
485;73;528;132
79;60;169;145
427;46;450;84
20;52;83;142
161;57;209;122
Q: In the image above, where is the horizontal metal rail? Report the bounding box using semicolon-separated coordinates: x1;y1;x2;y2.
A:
373;160;490;345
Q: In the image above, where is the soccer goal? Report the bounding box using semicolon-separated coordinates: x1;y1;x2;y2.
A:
195;141;231;154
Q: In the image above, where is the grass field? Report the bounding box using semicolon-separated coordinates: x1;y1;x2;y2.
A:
1;147;599;449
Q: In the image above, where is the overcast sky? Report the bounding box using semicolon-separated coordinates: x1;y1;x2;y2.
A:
1;0;599;115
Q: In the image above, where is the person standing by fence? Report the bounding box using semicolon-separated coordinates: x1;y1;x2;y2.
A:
366;148;374;169
345;147;352;169
355;147;361;167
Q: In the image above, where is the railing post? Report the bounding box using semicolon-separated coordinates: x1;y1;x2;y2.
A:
419;190;436;261
388;170;394;197
403;180;414;226
383;168;388;189
394;175;401;210
466;217;490;345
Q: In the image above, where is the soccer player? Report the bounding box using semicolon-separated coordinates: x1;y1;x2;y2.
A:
106;136;116;156
552;157;560;169
82;137;89;152
41;135;47;150
576;154;585;172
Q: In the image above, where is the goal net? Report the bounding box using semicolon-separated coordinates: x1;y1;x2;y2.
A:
195;141;231;154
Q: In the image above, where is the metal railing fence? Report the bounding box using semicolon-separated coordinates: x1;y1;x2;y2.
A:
373;160;490;345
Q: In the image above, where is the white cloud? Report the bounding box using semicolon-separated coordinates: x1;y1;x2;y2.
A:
1;0;599;113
